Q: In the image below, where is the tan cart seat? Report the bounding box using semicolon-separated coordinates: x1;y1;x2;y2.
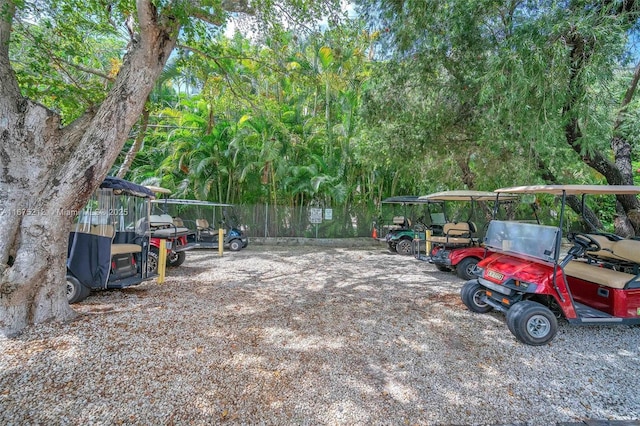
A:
429;222;475;245
111;244;142;255
586;235;640;264
564;261;632;289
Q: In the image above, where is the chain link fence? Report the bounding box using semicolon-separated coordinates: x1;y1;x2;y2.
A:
156;202;379;239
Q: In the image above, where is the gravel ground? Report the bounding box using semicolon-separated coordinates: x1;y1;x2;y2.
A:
1;244;640;425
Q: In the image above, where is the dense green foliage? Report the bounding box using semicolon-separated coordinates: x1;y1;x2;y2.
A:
10;0;640;235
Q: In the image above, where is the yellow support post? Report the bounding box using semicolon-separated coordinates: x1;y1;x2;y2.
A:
158;239;167;284
218;228;224;257
425;229;432;255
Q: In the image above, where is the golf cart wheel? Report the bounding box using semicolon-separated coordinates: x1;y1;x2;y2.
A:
460;280;492;313
229;239;242;251
66;275;90;304
167;250;186;267
395;239;413;255
456;257;479;280
435;264;451;272
505;302;529;335
148;247;159;275
509;301;558;346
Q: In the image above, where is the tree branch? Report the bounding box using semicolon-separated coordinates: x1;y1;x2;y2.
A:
116;100;150;178
535;156;604;231
176;43;252;105
0;0;20;101
60;59;115;82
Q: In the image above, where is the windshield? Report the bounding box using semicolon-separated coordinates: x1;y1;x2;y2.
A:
75;188;150;237
484;220;560;262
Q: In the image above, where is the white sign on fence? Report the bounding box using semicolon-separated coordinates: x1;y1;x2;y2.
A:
324;208;333;220
309;208;323;224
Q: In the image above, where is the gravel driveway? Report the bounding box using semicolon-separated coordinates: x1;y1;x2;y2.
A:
2;244;640;425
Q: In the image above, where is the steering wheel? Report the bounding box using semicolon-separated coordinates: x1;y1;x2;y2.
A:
566;232;601;253
590;231;622;241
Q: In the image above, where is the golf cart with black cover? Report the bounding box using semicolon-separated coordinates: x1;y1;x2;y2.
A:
379;196;445;255
461;184;640;346
66;177;155;304
419;190;518;280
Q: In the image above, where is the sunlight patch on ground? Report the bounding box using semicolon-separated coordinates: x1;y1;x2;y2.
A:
261;327;344;351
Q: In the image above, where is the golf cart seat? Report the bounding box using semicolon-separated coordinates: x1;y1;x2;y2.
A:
565;238;640;289
429;222;477;246
386;216;410;230
149;214;191;237
150;214;176;227
585;234;640;263
86;224;141;255
111;243;142;255
196;218;219;237
564;261;639;289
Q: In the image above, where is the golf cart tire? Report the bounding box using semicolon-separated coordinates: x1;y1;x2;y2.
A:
167;250;186;267
460;280;492;313
395;239;413;255
505;302;529;335
229;239;242;251
508;301;558;346
456;257;479;280
148;247;159;275
435;264;451;272
66;275;90;304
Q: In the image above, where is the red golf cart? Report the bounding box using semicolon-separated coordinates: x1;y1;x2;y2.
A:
419;190;518;280
146;186;196;272
461;185;640;345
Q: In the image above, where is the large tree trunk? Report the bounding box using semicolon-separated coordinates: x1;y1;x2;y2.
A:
0;0;179;337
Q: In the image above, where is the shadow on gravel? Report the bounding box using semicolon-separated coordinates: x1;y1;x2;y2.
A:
1;246;639;425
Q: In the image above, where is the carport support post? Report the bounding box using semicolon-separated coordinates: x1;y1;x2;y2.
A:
219;227;224;257
158;239;167;284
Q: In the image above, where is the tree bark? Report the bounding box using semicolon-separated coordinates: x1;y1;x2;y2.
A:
0;0;180;336
456;153;475;190
116;101;151;178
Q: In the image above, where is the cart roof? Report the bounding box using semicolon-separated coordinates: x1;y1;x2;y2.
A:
151;198;234;207
495;185;640;196
419;190;518;201
145;185;172;195
101;177;155;198
381;195;436;204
